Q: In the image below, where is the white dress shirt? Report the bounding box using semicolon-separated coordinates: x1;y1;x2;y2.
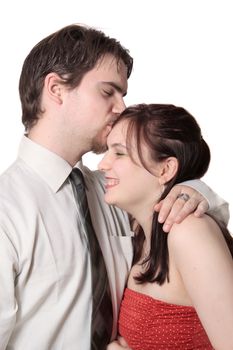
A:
0;136;133;350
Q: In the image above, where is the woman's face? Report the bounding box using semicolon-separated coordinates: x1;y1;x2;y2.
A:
98;119;162;217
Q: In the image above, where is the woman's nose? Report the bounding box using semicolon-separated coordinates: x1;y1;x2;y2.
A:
98;155;108;171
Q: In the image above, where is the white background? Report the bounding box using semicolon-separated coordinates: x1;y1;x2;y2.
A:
0;0;232;231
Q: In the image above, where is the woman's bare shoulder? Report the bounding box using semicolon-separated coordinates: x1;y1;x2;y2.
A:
168;213;224;254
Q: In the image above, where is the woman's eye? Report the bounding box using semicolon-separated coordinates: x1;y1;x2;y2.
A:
115;152;125;156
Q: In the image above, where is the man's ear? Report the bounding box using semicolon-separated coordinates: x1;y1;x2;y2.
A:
158;157;178;185
44;73;63;105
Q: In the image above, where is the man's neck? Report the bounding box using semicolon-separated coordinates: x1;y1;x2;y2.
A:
27;129;82;167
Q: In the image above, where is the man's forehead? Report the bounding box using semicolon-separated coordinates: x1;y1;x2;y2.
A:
96;54;127;75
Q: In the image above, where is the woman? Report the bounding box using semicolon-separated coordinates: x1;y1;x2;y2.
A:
98;104;233;349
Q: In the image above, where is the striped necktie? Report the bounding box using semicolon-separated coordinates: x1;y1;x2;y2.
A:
69;168;113;349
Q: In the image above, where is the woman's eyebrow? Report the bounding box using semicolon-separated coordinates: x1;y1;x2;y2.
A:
110;142;127;149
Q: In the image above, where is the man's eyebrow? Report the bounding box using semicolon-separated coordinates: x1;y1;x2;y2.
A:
102;82;127;97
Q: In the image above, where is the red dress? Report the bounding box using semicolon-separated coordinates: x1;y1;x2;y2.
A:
118;288;213;349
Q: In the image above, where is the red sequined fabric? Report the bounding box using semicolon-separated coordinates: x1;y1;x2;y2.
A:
119;288;213;349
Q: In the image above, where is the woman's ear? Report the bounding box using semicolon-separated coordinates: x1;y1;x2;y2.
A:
44;73;63;105
158;157;178;185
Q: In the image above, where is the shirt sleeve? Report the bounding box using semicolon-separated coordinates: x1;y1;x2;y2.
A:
182;179;229;225
0;228;18;349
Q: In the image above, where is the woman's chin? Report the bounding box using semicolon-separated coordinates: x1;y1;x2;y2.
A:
104;194;115;205
104;194;122;209
106;200;130;215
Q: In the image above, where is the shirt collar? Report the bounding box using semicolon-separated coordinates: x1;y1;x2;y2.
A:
18;136;77;193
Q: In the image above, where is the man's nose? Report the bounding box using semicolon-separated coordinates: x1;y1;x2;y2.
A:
112;97;126;115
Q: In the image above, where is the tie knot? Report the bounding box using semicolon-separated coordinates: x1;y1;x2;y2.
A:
70;168;85;188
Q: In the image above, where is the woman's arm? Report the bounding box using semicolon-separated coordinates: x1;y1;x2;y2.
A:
169;214;233;350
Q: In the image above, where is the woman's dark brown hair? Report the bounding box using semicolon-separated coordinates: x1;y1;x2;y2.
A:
114;103;233;285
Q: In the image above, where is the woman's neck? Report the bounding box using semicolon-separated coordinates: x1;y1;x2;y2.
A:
132;209;153;249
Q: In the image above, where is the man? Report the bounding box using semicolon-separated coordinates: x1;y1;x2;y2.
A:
0;24;228;350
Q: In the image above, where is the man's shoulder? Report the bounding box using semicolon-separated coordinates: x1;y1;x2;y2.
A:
82;166;103;178
0;157;28;181
81;166;104;187
0;158;38;205
0;160;19;185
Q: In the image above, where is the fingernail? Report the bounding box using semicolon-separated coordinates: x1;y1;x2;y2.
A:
158;215;164;223
163;224;169;232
